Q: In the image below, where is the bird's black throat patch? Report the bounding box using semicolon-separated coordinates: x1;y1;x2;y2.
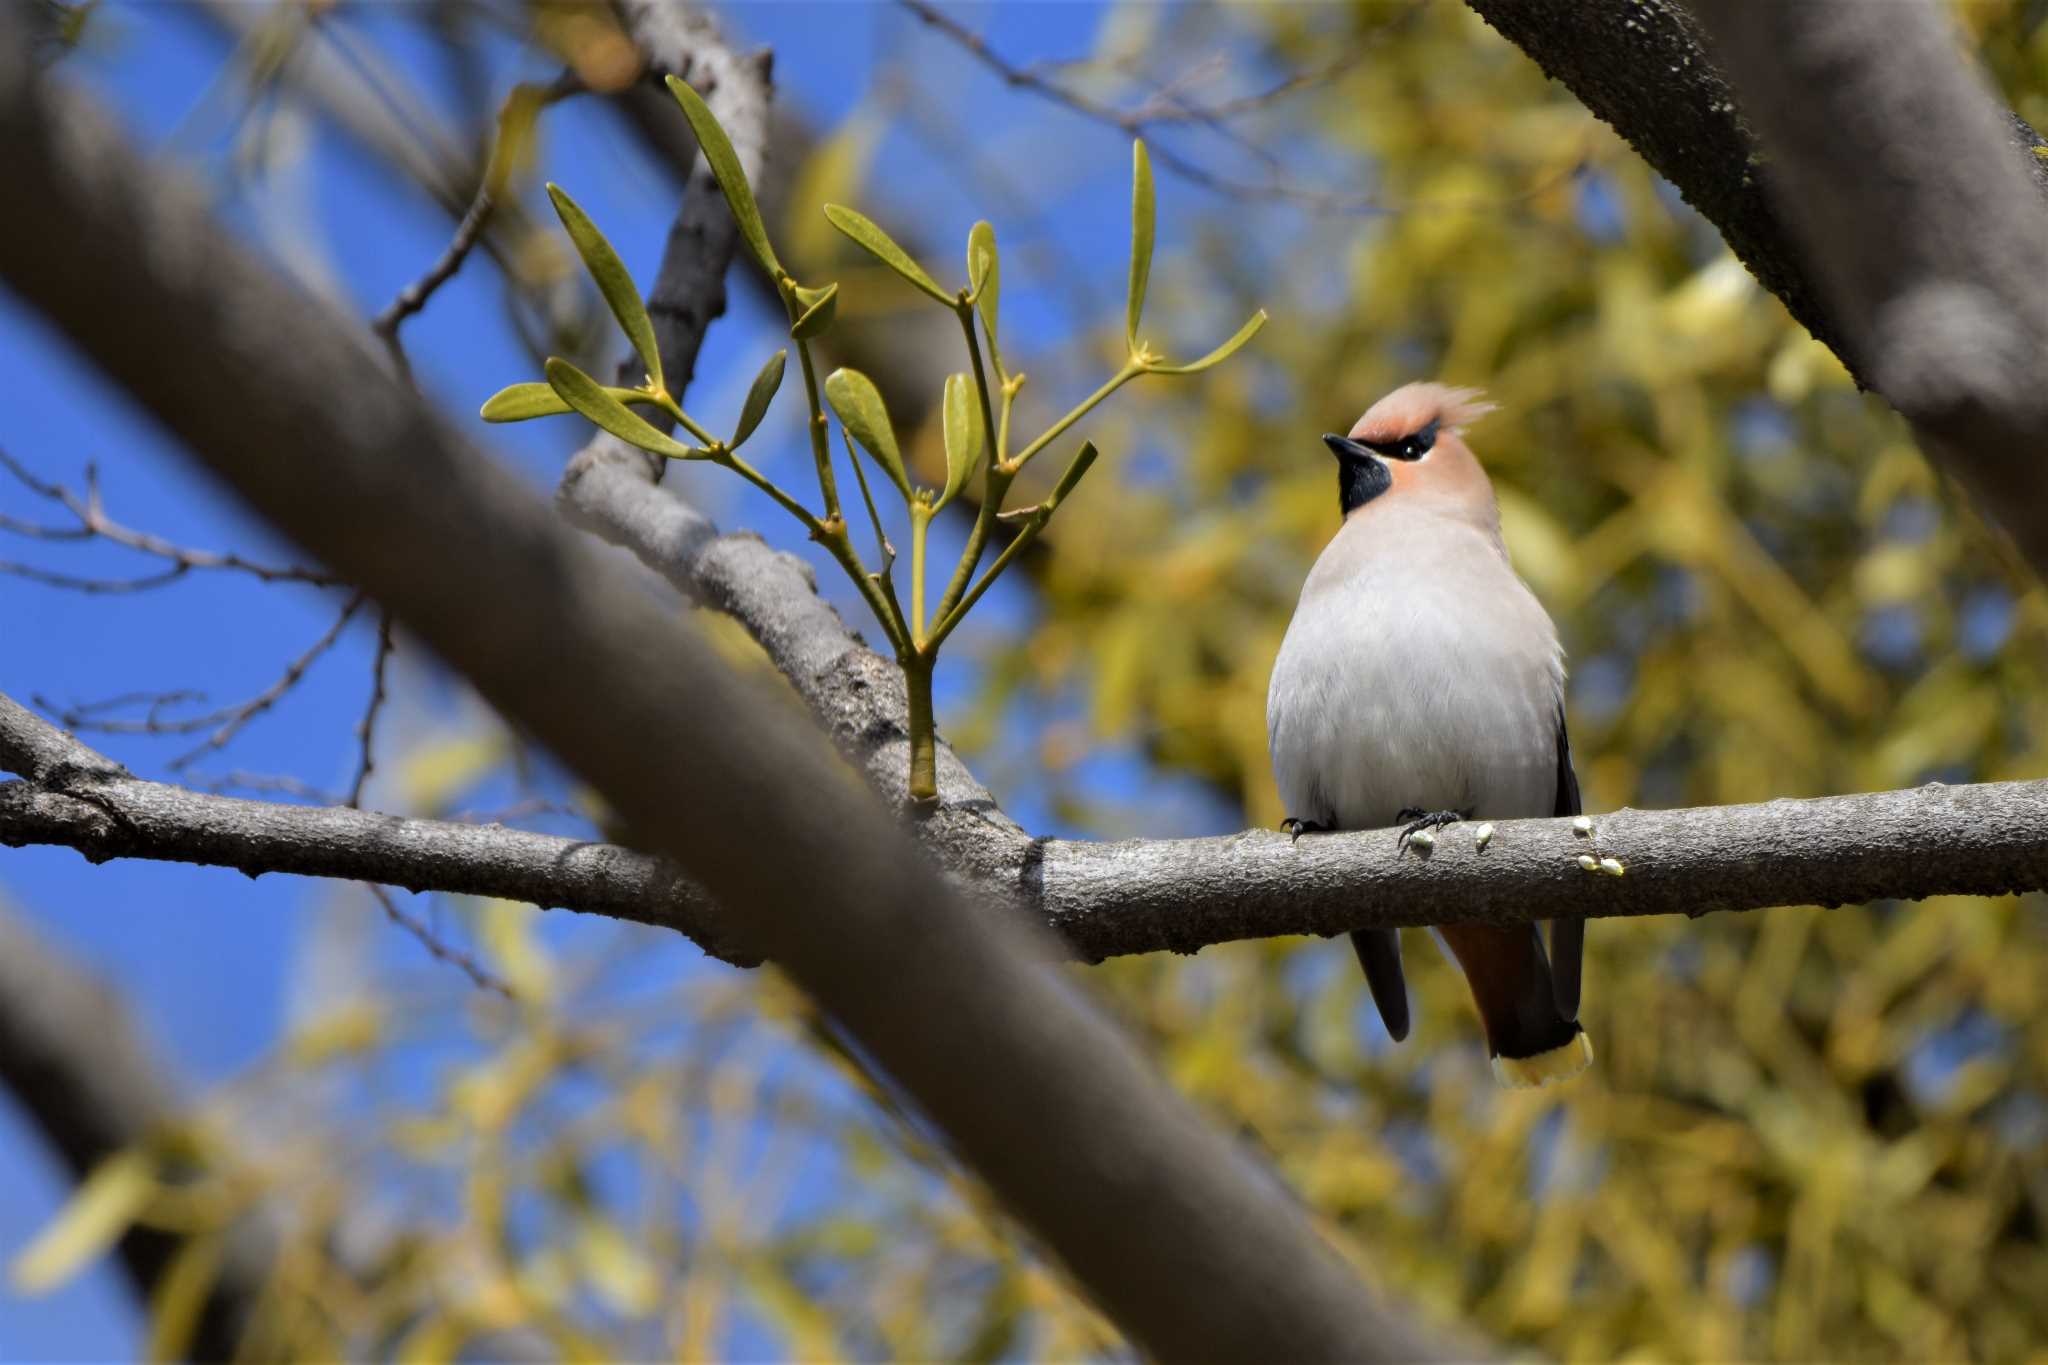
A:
1336;452;1391;515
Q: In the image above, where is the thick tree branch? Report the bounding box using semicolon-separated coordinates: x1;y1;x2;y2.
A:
7;702;2047;959
1465;0;2048;580
0;31;1435;1361
1684;0;2048;579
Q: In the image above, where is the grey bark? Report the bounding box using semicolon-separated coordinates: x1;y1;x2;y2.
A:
1685;0;2048;580
0;697;745;963
1466;0;2048;580
0;26;1441;1361
10;689;2048;963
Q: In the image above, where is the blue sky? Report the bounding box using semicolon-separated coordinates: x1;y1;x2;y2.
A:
0;2;1312;1355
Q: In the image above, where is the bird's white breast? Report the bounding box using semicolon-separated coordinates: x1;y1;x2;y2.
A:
1266;509;1563;830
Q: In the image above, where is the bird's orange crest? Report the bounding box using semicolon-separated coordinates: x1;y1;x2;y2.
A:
1348;382;1497;444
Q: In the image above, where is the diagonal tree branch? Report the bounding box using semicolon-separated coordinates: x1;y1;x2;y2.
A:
1682;0;2048;581
0;22;1440;1359
1464;0;2048;580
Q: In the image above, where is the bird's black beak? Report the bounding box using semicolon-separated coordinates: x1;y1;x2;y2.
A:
1327;432;1394;514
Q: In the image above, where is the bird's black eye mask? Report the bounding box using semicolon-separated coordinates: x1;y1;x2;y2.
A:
1367;418;1440;462
1322;419;1440;514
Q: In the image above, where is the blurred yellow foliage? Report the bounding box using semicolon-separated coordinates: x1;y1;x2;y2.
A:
945;2;2048;1358
23;2;2048;1360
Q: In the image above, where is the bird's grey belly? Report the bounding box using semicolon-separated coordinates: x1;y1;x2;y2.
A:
1267;596;1557;830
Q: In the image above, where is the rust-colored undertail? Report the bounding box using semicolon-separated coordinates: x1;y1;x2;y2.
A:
1436;922;1591;1088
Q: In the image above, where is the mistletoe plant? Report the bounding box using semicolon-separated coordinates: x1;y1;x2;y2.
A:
483;77;1266;807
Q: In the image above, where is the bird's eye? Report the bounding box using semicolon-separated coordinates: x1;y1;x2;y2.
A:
1402;438;1424;460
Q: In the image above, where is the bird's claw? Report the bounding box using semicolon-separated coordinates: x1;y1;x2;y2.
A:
1282;817;1329;844
1396;808;1469;852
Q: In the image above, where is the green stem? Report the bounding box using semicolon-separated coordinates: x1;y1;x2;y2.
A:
996;375;1018;466
778;279;843;521
720;451;821;535
928;441;1097;650
928;467;1011;634
956;301;1000;473
923;302;1014;634
903;655;938;808
843;433;913;650
654;390;719;448
910;502;932;647
1007;361;1140;473
825;523;910;658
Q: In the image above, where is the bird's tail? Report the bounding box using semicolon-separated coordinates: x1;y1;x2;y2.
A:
1436;922;1592;1088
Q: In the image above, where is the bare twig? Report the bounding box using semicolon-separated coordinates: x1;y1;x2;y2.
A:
57;689;207;723
36;592;366;769
346;611;392;808
367;66;586;378
447;796;586;826
371;182;495;379
363;883;516;999
896;0;1432;215
0;447;341;587
200;769;342;805
1126;46;1374;125
0;558;191;594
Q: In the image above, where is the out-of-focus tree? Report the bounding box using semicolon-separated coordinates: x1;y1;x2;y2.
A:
5;1;2048;1361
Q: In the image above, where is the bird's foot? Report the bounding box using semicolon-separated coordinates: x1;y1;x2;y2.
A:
1282;817;1330;844
1396;807;1470;853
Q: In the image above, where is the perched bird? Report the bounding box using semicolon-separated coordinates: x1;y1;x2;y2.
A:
1266;382;1591;1088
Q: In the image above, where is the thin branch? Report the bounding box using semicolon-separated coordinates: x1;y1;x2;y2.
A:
368;69;586;379
0;558;191;594
37;593;367;770
200;769;342;805
1126;46;1374;125
363;883;517;999
371;180;494;379
0;691;117;784
0;447;341;587
346;611;392;808
0;745;745;966
896;0;1439;215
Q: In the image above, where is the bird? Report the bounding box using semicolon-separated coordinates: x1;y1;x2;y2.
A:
1265;381;1591;1088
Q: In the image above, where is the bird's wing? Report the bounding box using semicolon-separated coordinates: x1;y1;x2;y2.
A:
1547;701;1585;1019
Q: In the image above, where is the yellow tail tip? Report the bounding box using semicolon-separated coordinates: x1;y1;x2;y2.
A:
1492;1030;1594;1089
